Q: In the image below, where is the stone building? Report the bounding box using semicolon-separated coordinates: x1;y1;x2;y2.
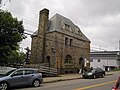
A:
30;8;90;74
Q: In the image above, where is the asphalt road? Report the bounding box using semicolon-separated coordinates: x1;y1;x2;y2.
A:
12;71;120;90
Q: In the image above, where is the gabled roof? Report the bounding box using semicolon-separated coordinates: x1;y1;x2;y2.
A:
32;13;90;42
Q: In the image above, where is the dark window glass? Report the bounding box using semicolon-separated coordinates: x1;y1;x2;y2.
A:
65;55;72;64
65;37;68;46
25;70;34;75
70;39;73;46
64;24;70;30
13;70;23;76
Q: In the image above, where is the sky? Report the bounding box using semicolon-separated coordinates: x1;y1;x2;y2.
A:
1;0;120;51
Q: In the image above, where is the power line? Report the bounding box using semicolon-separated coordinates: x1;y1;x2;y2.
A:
1;7;38;28
24;28;108;51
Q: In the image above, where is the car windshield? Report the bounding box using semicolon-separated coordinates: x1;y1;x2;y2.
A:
87;68;96;72
5;69;16;76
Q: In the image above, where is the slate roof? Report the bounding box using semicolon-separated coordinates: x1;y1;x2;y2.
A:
32;14;90;42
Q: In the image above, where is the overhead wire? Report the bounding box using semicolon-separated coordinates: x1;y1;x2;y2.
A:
1;4;108;51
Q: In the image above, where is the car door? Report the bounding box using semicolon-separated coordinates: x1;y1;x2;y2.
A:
23;70;34;84
95;68;100;77
10;70;24;87
98;68;104;76
96;68;102;77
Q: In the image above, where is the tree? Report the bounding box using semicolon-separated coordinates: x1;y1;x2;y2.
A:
8;51;26;66
0;9;26;65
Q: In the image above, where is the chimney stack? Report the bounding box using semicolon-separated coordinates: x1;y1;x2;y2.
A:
37;8;49;63
38;8;49;36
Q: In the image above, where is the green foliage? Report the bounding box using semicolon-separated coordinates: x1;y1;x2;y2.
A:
0;9;26;65
112;68;120;71
8;51;26;66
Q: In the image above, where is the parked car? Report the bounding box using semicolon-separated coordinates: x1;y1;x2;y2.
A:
82;68;105;79
112;76;120;90
0;68;43;90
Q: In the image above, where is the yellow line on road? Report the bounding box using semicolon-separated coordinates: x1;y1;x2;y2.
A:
74;80;117;90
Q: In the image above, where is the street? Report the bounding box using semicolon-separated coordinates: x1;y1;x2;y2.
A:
12;71;119;90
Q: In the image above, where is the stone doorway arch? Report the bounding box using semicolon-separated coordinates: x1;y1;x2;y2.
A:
46;56;50;67
79;57;84;68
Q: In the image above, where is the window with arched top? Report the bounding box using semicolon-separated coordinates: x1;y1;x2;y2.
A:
64;55;72;64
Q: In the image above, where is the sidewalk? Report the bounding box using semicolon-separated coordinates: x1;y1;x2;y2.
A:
43;71;119;83
43;74;81;83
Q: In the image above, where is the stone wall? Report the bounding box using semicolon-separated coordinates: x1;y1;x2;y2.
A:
30;8;90;74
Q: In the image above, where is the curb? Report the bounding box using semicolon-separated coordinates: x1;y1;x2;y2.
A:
43;77;82;83
43;71;120;84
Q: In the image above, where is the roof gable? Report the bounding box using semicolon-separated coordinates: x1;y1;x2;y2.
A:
32;13;90;42
48;14;90;42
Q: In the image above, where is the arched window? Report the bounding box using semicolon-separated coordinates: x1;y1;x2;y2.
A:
64;55;72;64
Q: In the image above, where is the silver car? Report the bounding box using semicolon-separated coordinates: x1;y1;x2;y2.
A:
0;68;43;90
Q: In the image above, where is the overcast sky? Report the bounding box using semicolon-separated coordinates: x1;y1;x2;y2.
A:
1;0;120;51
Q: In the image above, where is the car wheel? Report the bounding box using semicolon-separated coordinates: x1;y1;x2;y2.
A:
102;74;105;78
0;82;8;90
32;79;40;87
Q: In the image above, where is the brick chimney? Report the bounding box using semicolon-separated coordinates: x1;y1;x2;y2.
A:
38;8;49;36
37;8;49;63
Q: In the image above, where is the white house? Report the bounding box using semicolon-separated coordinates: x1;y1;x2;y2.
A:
90;51;120;71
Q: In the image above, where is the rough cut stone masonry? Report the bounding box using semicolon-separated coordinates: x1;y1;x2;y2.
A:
30;8;91;74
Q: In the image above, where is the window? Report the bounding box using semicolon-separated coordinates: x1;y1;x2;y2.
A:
69;27;73;32
75;28;79;34
65;37;68;46
70;39;73;46
64;24;70;30
64;55;72;64
13;70;23;76
75;28;82;36
25;70;34;75
98;59;100;62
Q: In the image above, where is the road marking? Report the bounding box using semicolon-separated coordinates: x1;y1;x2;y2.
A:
74;80;117;90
